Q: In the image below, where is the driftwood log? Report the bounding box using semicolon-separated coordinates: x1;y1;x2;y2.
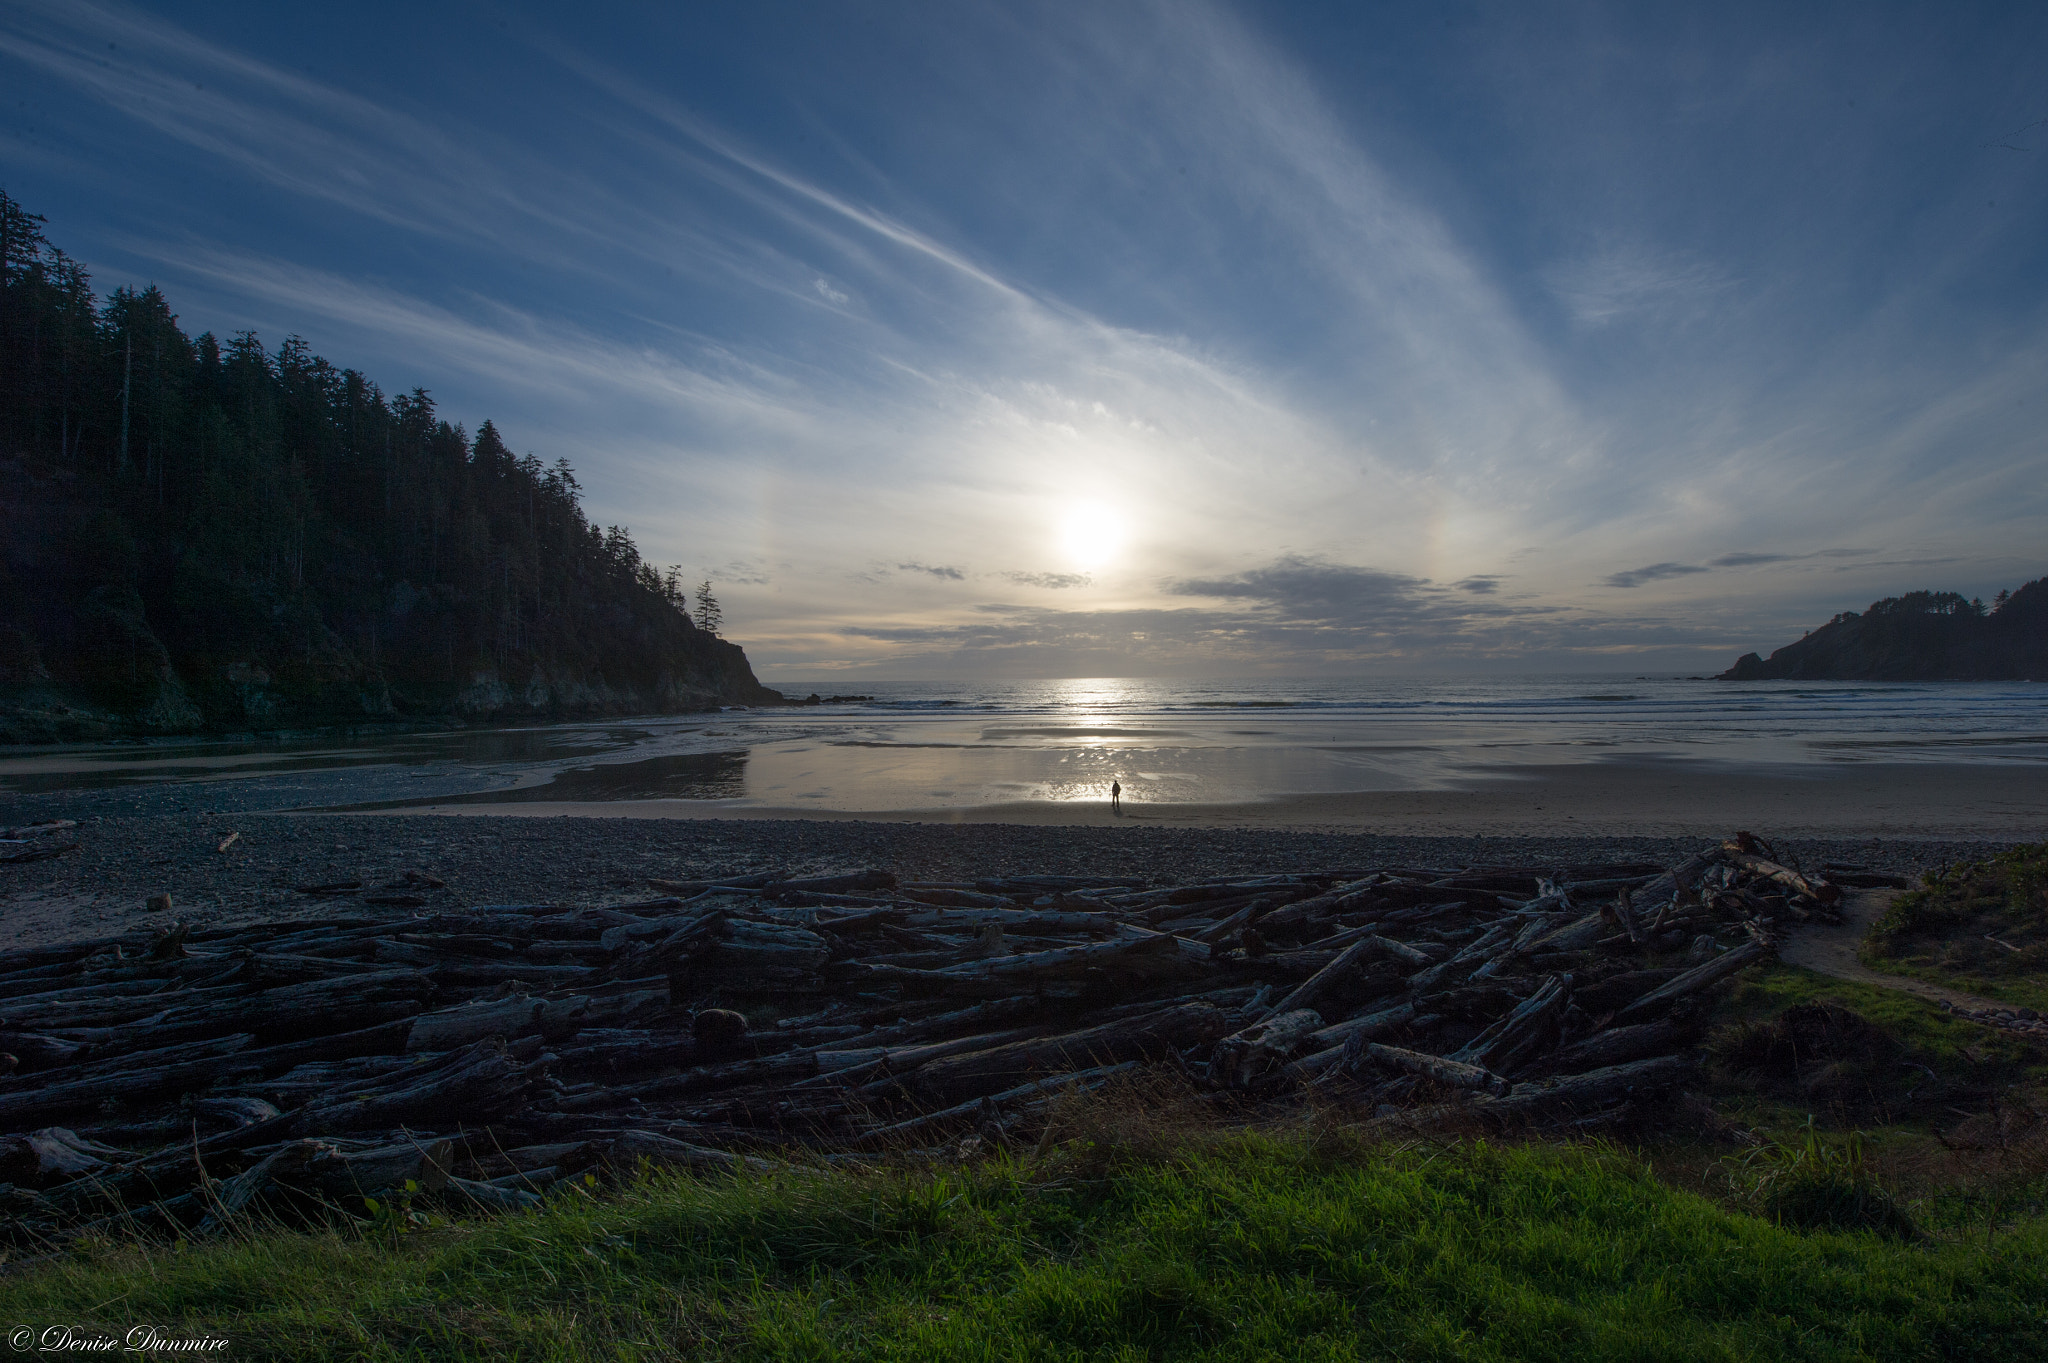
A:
0;835;1840;1248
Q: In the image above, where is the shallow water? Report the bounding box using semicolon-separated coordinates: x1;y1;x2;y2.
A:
3;675;2043;813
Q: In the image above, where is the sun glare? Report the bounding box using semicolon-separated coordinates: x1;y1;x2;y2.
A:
1057;502;1126;570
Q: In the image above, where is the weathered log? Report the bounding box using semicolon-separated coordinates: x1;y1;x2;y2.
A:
193;1095;282;1130
1613;940;1771;1022
204;1019;418;1084
900;887;1015;909
1208;1008;1323;1089
851;1061;1143;1148
598;912;713;952
1534;1021;1686;1076
914;1002;1233;1102
603;1128;780;1173
0;824;79;862
812;1025;1053;1084
1406;920;1517;993
1451;974;1570;1074
911;933;1196;990
896;908;1112;936
0;1031;252;1097
286;1039;548;1134
231;1056;416;1104
0;978;244;1031
0;1031;86;1071
1278;1003;1422;1082
0;1127;134;1186
93;969;437;1050
1528;910;1610;955
1468;913;1564;981
0;1035;257;1126
826;997;1043;1053
1191;897;1278;944
706;920;833;973
1257;936;1385;1021
407;995;590;1051
1252;878;1379;931
306;1138;456;1200
0;820;77;840
1610;887;1643;943
1480;1053;1696;1117
1722;851;1841;905
1350;1042;1510;1096
195;1139;322;1230
441;1176;544;1211
1629;851;1719;920
771;870;899;897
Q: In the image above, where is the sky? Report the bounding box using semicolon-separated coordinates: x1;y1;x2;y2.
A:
4;0;2045;679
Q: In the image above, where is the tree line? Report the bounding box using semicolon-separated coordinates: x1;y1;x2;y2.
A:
0;189;766;734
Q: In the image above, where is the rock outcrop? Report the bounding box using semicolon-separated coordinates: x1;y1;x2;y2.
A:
1720;579;2048;681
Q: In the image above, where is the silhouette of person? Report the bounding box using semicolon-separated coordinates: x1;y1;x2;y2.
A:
1110;780;1122;814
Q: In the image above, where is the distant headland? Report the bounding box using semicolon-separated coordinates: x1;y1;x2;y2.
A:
1720;578;2048;681
0;190;783;741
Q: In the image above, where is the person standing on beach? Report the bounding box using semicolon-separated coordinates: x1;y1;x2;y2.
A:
1111;780;1122;814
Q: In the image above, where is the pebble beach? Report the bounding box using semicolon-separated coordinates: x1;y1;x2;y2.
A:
0;809;2013;952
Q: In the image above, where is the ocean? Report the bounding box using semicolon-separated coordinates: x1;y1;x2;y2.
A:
5;675;2042;815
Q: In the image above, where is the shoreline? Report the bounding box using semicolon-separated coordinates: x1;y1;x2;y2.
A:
347;759;2048;839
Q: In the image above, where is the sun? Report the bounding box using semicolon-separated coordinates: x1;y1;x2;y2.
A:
1057;502;1126;570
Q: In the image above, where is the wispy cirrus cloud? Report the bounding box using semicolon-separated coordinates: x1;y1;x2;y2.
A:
10;0;2047;676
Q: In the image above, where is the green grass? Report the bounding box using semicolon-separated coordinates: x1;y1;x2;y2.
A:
4;1134;2046;1362
1717;963;2045;1077
1862;844;2048;1014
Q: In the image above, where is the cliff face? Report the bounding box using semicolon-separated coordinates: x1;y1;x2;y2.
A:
1719;579;2048;681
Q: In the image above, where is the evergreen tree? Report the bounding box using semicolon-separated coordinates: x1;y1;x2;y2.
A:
694;580;722;635
0;187;770;729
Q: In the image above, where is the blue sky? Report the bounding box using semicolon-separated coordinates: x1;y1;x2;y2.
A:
5;0;2045;677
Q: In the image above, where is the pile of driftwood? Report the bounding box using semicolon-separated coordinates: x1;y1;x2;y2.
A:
0;832;1877;1246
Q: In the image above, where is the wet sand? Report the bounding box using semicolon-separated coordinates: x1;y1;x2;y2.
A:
367;760;2048;839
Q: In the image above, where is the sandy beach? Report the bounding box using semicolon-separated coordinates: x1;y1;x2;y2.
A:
368;759;2047;840
0;786;2026;954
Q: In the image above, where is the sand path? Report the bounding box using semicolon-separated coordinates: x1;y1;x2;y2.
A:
1780;887;2023;1018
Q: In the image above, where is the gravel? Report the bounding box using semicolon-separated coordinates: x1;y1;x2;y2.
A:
0;812;2011;952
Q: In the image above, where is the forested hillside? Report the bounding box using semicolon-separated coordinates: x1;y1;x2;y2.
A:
1720;581;2048;681
0;190;781;741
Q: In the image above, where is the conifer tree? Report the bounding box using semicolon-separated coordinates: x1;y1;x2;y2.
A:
694;580;722;635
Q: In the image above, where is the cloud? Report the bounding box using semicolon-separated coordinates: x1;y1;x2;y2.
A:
1832;556;1962;572
1002;571;1092;589
1453;576;1502;593
1603;562;1715;589
1162;555;1555;632
1608;547;1878;586
813;278;849;305
1544;244;1732;328
897;562;966;580
1710;548;1870;567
